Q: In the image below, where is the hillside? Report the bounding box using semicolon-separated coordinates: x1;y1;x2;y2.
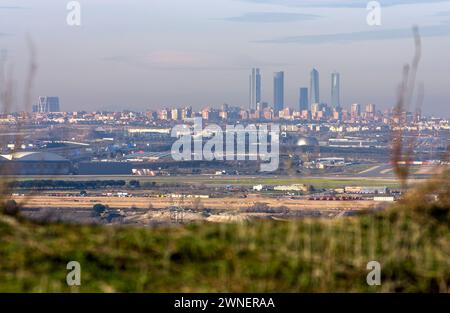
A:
0;183;449;292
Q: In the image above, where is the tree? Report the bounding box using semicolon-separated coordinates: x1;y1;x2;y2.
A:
129;180;140;188
93;203;108;217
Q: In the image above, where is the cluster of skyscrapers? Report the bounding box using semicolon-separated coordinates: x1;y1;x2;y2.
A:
249;67;341;113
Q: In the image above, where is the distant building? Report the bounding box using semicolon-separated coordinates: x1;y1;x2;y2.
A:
262;108;273;120
345;186;388;194
181;107;192;120
219;110;228;120
171;108;181;121
351;103;361;118
331;72;340;109
279;107;292;119
0;152;70;175
202;108;211;120
366;103;375;114
33;96;60;113
374;196;395;202
328;138;387;149
249;68;261;110
300;110;310;120
299;87;308;111
146;111;158;120
310;68;320;106
273;71;284;112
158;108;171;120
257;101;269;111
332;110;341;121
311;103;321;118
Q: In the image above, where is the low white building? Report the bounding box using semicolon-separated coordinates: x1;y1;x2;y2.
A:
373;196;395;202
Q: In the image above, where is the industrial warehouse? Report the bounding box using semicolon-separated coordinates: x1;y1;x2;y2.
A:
0;152;71;175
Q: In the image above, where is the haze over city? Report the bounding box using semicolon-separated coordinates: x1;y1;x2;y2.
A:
1;0;450;116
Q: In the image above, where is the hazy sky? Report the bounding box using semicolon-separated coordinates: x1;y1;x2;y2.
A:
1;0;450;116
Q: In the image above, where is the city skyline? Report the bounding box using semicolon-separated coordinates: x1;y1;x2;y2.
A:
1;0;450;117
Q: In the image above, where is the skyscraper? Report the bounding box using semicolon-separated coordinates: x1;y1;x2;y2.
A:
299;87;308;112
249;68;261;110
331;71;340;109
310;68;320;106
273;71;284;112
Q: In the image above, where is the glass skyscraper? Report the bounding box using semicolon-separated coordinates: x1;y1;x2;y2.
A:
310;68;320;106
273;71;284;112
331;71;341;109
299;87;309;111
249;68;261;110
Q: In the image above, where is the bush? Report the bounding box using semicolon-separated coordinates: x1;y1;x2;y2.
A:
1;200;20;217
129;180;140;188
93;203;108;217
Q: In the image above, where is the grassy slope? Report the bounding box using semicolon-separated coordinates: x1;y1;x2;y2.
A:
0;194;449;292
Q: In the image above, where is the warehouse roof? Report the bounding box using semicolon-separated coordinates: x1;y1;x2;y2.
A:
0;152;68;162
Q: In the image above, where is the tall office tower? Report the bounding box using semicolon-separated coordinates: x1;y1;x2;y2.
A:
331;71;341;109
351;103;361;118
299;87;309;111
249;68;261;110
273;71;284;113
310;68;320;106
36;96;60;113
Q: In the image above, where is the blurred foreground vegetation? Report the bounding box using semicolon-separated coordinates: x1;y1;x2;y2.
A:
0;174;448;292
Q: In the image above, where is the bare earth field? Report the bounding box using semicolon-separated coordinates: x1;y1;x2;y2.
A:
15;195;375;211
14;194;378;226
